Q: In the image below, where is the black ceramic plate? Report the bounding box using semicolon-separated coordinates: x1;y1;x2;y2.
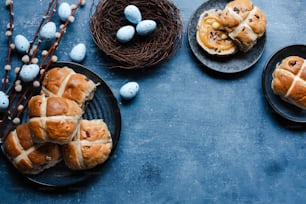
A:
2;62;121;187
187;0;266;73
262;44;306;123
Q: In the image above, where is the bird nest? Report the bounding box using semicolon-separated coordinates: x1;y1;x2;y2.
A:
90;0;183;69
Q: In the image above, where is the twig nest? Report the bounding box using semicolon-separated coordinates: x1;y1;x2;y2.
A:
69;43;86;62
90;0;183;69
116;25;135;43
124;5;142;24
14;34;30;53
58;2;72;21
20;64;40;82
136;20;156;36
0;91;9;111
119;81;139;100
40;22;56;40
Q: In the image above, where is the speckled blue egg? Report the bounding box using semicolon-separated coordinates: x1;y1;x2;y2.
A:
58;2;71;21
116;25;135;43
136;20;157;36
124;5;142;24
20;64;40;82
0;91;9;111
120;82;139;100
70;43;86;62
40;22;56;40
14;34;30;53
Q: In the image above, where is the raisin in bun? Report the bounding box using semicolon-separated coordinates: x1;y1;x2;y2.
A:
271;56;306;110
41;67;96;109
220;0;266;52
62;119;112;170
28;95;83;144
196;9;237;56
4;123;61;175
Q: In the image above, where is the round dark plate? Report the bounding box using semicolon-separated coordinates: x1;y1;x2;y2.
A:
262;44;306;123
2;61;121;187
187;0;266;73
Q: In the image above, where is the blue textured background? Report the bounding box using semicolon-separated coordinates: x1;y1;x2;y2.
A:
1;0;306;203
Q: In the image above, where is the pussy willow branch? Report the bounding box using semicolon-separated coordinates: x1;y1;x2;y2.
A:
3;0;58;118
27;0;58;64
0;0;84;140
28;0;56;52
2;0;14;92
7;0;58;96
1;0;58;126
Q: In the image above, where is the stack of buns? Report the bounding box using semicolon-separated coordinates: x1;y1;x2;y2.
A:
4;66;113;175
271;56;306;110
196;0;266;56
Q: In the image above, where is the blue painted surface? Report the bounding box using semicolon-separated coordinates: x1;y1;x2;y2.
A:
0;0;306;203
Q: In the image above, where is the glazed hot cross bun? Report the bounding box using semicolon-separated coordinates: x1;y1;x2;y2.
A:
196;9;237;56
62;119;113;170
41;67;96;109
220;0;266;52
4;123;61;175
28;95;83;144
271;56;306;110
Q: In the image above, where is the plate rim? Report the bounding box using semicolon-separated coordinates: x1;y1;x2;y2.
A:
262;44;306;123
2;61;122;188
187;0;266;74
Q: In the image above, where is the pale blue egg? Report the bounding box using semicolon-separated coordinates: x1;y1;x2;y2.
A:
124;5;142;24
40;22;56;40
116;25;135;43
14;34;30;53
20;64;40;82
120;82;139;100
136;20;157;36
0;91;9;111
70;43;86;62
58;2;71;21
